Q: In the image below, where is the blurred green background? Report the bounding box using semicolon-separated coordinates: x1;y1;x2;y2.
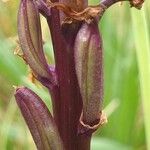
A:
0;0;150;149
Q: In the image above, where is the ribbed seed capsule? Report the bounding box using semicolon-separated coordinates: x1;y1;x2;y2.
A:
15;87;64;150
74;22;103;125
18;0;56;84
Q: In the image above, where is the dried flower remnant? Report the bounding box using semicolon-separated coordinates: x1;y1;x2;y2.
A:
47;1;106;23
130;0;144;9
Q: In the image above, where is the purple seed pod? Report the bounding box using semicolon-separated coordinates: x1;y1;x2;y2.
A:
74;22;103;125
18;0;57;85
15;87;64;150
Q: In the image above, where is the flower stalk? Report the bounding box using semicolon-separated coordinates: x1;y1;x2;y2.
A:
15;0;144;149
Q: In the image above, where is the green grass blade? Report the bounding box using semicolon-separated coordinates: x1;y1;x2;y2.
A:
131;6;150;150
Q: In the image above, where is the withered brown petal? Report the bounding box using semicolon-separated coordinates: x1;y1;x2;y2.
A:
74;22;103;125
15;87;64;150
130;0;144;9
18;0;56;84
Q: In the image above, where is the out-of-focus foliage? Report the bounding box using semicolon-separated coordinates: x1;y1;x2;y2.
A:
0;0;150;149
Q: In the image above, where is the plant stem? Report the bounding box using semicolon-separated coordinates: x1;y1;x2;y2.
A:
39;0;143;149
46;6;89;149
77;134;92;150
